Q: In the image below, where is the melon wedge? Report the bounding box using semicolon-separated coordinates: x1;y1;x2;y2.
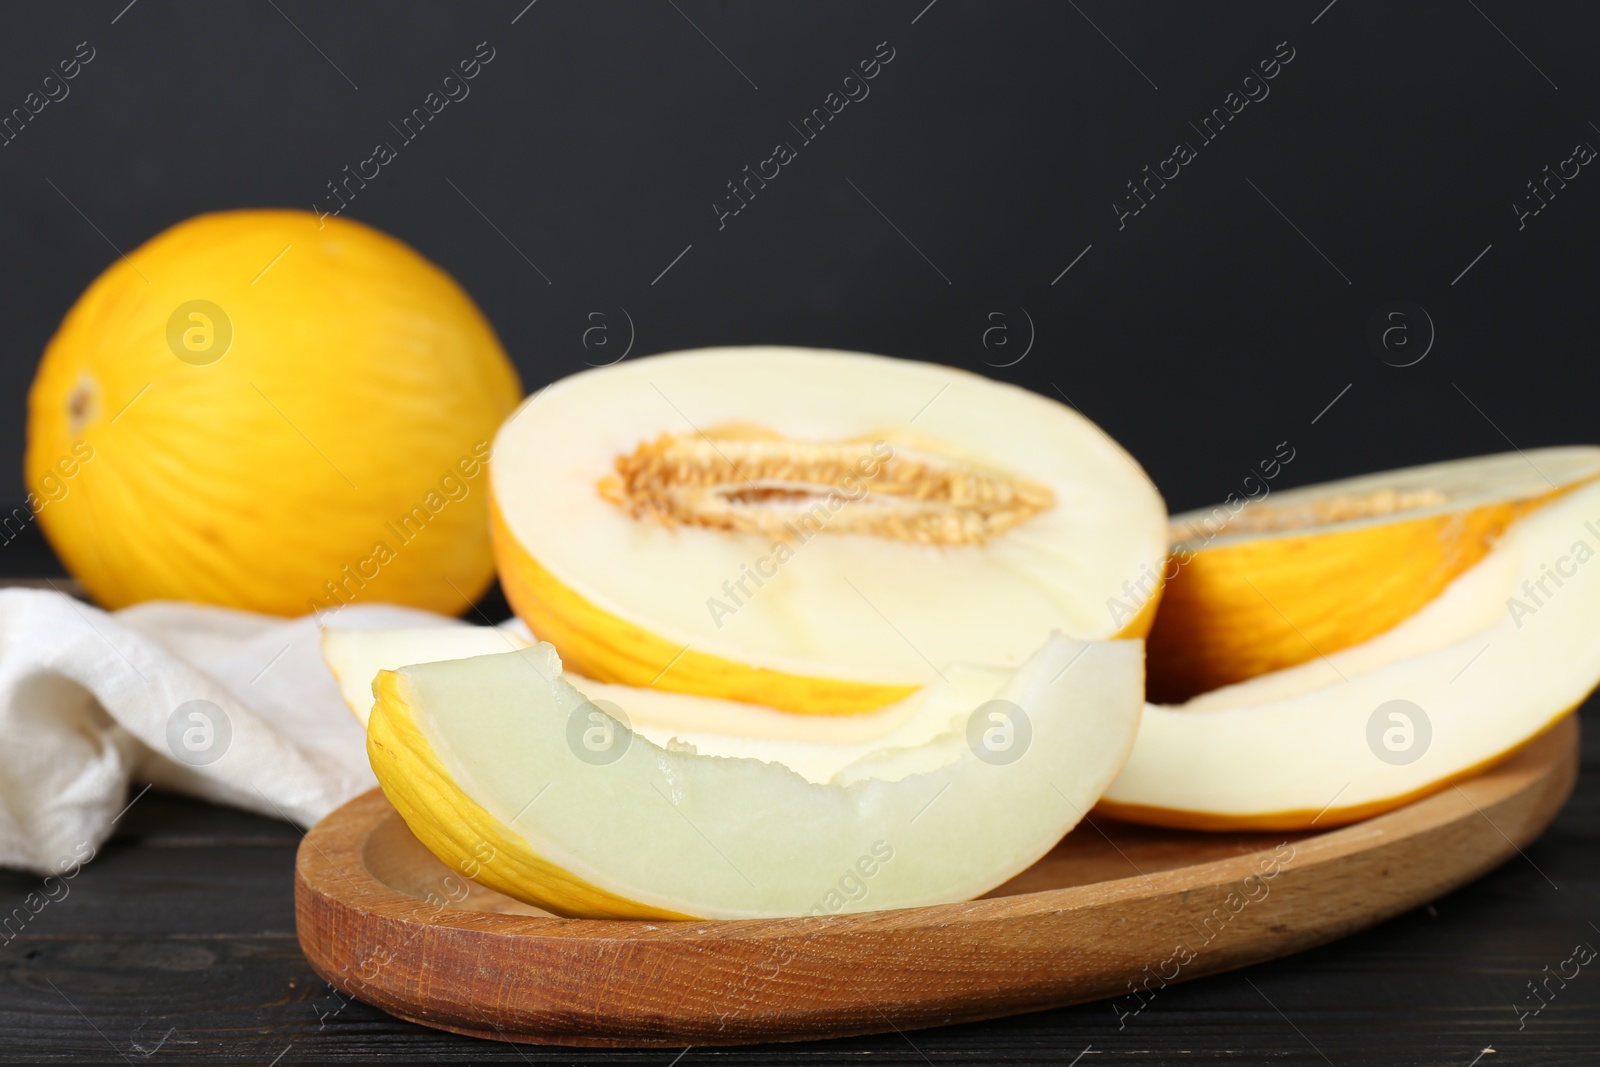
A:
1102;474;1600;829
365;634;1143;919
1146;447;1600;702
490;347;1167;715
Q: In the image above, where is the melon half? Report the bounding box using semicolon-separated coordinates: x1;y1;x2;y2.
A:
1146;447;1600;702
489;348;1168;714
1104;472;1600;828
365;634;1144;919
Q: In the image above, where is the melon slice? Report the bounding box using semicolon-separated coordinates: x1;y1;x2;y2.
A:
1146;447;1600;702
489;347;1167;715
365;634;1143;919
1102;475;1600;829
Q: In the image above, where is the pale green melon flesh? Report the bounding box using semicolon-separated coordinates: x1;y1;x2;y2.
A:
392;634;1142;919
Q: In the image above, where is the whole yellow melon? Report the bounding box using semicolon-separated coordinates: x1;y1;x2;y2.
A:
25;210;522;616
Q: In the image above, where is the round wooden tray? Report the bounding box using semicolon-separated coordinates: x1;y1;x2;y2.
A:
295;715;1578;1047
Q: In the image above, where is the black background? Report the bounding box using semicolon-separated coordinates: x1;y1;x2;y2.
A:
1;3;1598;1064
4;0;1599;564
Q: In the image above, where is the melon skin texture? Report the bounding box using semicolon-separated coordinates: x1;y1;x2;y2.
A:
1147;447;1600;702
1102;475;1600;829
490;347;1167;714
366;635;1144;920
26;210;522;616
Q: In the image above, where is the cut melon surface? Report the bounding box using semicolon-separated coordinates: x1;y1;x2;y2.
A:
1104;475;1600;828
490;347;1167;714
1147;447;1600;702
365;634;1144;919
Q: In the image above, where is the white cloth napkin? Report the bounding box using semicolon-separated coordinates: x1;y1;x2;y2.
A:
0;587;457;875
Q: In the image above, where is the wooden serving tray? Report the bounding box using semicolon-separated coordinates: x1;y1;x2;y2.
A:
295;715;1578;1048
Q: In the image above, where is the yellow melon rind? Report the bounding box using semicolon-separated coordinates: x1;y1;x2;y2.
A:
1147;498;1535;702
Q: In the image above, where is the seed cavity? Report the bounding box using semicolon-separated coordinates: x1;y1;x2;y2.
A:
599;428;1054;546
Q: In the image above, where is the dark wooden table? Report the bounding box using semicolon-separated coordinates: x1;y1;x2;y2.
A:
2;557;1597;1064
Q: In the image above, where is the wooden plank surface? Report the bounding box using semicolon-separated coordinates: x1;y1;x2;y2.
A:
2;702;1596;1064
